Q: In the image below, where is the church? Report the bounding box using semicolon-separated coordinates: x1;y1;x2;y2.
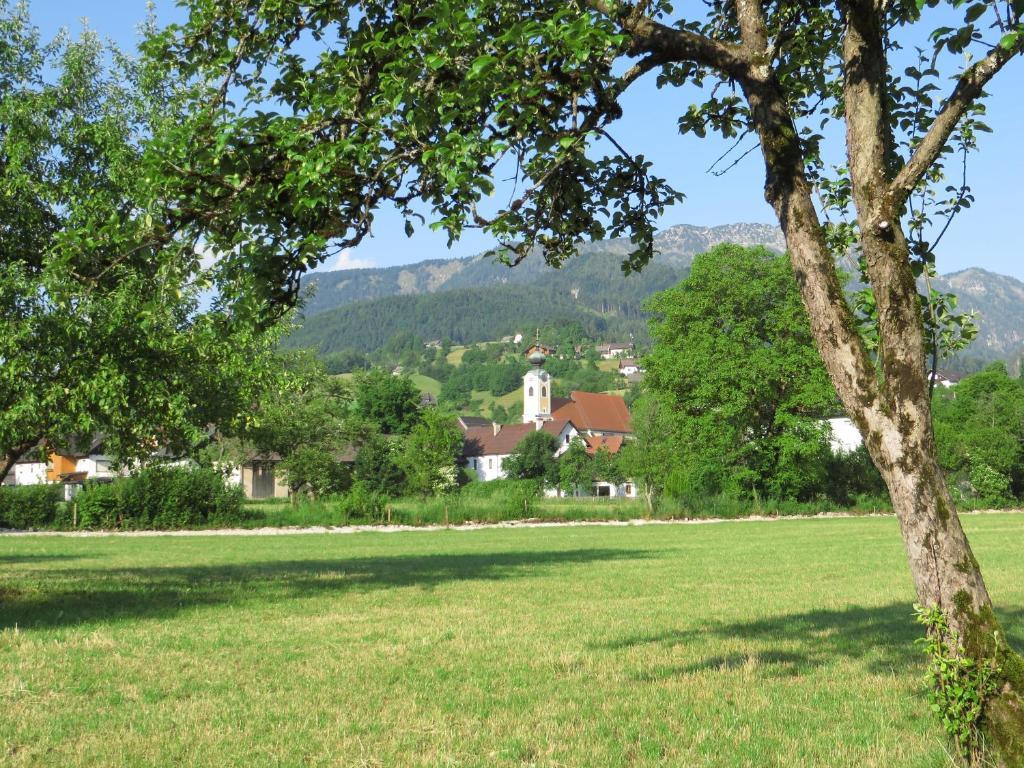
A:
458;342;635;496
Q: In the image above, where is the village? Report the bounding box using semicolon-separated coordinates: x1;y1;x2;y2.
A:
4;1;1024;766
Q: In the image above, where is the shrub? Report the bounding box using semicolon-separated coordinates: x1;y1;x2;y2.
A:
74;466;245;530
74;482;122;529
338;483;388;523
0;484;63;530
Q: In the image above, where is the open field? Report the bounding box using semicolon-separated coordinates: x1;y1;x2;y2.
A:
3;515;1023;767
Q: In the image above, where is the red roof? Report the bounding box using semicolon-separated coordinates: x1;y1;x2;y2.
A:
583;435;625;455
551;391;632;434
462;420;572;457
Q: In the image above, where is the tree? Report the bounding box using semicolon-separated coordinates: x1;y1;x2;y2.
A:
933;363;1024;503
241;353;354;497
352;369;422;435
0;7;280;480
504;430;559;484
155;2;1024;757
352;433;406;497
644;245;837;500
616;395;674;511
558;437;593;496
398;409;462;496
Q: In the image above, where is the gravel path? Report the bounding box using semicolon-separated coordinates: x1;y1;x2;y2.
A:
1;508;1018;538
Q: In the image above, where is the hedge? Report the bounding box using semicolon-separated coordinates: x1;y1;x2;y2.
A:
0;484;64;530
75;466;246;530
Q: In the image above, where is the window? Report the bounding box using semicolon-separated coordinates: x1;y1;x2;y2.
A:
541;386;547;397
528;386;534;396
564;435;570;444
625;483;633;495
488;458;493;469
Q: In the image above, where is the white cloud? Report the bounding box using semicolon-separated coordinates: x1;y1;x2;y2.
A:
331;248;376;271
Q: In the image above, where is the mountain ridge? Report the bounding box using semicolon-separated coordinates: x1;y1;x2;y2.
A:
293;223;1023;367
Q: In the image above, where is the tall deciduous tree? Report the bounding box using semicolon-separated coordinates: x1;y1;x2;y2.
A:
644;245;836;500
238;352;354;497
152;0;1024;757
0;6;280;479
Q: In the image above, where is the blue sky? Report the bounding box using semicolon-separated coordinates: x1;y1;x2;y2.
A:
28;1;1024;281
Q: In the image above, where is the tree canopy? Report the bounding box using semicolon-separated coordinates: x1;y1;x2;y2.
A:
0;6;280;478
644;244;837;500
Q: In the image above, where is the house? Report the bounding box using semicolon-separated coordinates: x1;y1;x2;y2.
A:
461;419;579;481
596;342;634;359
2;435;121;491
618;358;642;377
3;453;47;487
230;453;291;500
460;341;634;488
229;444;360;500
929;369;963;388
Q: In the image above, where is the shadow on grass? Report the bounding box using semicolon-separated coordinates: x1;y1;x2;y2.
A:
0;554;83;564
1;547;650;630
598;603;1024;679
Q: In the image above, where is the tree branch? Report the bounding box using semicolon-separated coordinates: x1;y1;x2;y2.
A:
888;41;1023;211
585;0;753;81
734;0;769;55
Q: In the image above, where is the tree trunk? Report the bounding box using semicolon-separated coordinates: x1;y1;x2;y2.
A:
0;453;18;485
738;71;1024;765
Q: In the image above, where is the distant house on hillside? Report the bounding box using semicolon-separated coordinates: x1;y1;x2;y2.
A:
618;358;642;377
596;342;634;359
929;369;963;389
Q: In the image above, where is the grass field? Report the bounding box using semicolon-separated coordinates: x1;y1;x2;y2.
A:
3;514;1023;767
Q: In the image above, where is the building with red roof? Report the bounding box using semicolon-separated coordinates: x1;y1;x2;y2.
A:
458;343;635;495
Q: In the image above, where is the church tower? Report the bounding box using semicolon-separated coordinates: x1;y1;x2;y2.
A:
522;339;553;424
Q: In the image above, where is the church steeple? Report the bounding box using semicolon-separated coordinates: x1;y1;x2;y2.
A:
522;335;553;424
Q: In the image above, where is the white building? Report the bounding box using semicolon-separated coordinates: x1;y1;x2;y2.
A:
826;417;864;454
460;343;634;490
462;419;580;482
596;342;634;359
618;358;642;377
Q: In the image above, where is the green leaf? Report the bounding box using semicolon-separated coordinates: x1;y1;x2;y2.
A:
998;31;1021;51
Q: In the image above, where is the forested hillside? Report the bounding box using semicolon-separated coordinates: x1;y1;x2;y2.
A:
290;223;1024;369
286;284;650;354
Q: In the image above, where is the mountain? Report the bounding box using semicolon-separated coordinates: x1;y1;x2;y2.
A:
931;268;1024;366
299;223;787;317
289;223;1024;369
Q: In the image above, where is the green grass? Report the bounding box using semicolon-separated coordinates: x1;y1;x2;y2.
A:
410;373;442;397
3;514;1023;766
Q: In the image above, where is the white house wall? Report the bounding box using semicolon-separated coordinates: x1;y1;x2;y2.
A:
826;418;864;454
12;463;47;486
466;454;510;482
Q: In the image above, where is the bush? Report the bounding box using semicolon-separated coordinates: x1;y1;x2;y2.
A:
0;484;63;530
74;482;122;529
338;483;388;523
75;466;246;530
